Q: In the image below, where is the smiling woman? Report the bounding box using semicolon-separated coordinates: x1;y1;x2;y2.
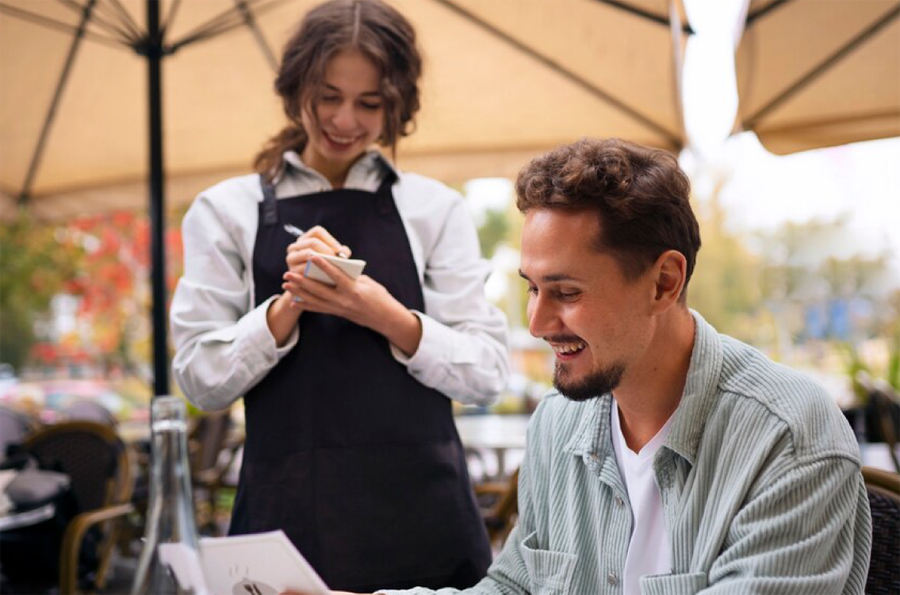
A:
168;0;509;592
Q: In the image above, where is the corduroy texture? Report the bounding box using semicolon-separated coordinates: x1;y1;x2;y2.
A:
381;311;872;595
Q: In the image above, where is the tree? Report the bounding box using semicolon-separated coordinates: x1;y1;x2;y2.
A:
0;211;85;371
0;207;185;379
688;176;763;344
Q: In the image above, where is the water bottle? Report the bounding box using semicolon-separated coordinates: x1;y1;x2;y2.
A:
131;396;207;594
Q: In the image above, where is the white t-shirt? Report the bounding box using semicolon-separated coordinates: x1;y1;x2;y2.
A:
611;397;674;595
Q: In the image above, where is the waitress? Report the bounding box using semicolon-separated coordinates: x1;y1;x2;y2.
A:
169;0;510;591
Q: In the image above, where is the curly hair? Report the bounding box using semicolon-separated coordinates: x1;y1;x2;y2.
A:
516;138;701;288
254;0;421;179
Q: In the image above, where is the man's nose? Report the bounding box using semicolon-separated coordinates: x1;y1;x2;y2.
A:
527;294;557;339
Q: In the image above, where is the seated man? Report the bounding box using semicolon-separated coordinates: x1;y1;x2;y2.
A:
326;138;873;594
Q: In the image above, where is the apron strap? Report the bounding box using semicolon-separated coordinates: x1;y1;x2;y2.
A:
375;169;398;215
259;174;278;226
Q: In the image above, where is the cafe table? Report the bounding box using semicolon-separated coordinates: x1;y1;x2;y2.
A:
0;502;56;531
455;414;530;480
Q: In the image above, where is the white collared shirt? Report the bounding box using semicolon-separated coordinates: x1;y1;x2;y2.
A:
611;397;674;595
170;150;510;410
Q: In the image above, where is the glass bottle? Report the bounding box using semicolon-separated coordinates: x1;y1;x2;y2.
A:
131;396;206;594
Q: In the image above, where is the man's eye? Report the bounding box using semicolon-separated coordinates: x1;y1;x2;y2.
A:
526;285;538;295
557;290;580;301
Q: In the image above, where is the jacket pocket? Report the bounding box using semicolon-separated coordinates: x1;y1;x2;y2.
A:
641;571;708;595
520;531;577;595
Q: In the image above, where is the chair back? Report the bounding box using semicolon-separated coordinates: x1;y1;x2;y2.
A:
189;410;233;475
24;421;132;514
0;405;39;461
862;466;900;595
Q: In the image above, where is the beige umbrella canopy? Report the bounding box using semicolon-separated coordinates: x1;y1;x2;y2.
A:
0;0;689;393
734;0;900;155
1;0;690;220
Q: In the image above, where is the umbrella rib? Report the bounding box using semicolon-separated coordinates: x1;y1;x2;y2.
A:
103;0;144;40
167;5;249;51
427;0;682;148
160;0;184;39
745;4;900;128
54;0;137;44
167;0;293;53
0;3;125;49
744;0;790;28
233;0;278;71
590;0;693;35
16;0;99;205
91;2;142;42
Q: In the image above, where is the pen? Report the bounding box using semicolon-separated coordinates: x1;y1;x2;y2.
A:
283;224;349;258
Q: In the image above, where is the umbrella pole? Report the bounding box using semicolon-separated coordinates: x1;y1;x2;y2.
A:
147;0;169;397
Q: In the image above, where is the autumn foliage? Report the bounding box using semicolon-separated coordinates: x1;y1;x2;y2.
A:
0;208;184;375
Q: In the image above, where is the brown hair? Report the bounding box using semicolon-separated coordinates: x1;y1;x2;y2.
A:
254;0;422;179
516;137;701;289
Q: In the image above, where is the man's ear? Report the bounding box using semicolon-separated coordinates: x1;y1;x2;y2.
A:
652;250;687;312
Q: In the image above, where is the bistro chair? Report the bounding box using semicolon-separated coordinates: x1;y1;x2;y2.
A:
474;466;519;550
862;466;900;595
188;409;243;535
22;421;133;594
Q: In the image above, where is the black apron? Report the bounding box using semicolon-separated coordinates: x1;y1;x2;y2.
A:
229;173;492;592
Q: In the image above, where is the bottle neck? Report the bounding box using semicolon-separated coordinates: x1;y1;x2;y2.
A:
145;425;199;549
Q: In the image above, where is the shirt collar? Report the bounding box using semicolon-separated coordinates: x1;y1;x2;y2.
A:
562;310;723;468
278;148;398;190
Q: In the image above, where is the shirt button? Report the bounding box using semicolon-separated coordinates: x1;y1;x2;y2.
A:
615;496;625;507
607;571;619;586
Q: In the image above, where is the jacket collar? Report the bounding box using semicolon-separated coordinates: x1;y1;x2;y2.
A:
563;310;723;468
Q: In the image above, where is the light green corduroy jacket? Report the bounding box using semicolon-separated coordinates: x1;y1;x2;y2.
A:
384;311;871;595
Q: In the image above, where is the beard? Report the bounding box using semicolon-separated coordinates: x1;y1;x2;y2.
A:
553;360;625;402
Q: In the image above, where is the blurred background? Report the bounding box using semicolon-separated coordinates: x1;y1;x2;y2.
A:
2;0;897;429
1;0;898;590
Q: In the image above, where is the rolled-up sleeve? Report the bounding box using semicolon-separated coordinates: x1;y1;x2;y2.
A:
170;186;297;411
389;187;510;406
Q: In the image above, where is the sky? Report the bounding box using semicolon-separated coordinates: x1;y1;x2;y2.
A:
468;0;900;284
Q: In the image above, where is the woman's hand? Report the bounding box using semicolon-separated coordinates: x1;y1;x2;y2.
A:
267;226;351;346
285;225;351;276
282;256;423;356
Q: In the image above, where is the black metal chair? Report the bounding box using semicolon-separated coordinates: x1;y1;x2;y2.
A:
862;466;900;595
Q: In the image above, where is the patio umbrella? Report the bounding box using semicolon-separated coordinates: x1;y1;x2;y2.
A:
733;0;900;155
0;0;691;395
